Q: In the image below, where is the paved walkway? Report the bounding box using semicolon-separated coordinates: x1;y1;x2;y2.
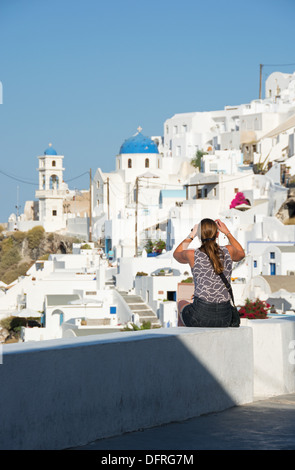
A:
72;393;295;450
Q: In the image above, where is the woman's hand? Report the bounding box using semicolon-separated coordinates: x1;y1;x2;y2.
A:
215;219;229;235
189;224;198;239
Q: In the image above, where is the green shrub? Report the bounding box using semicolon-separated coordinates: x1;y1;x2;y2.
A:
144;239;166;254
27;226;45;250
0;247;21;271
0;316;14;330
39;253;50;260
122;321;152;331
1;262;30;284
0;237;13;253
11;231;26;244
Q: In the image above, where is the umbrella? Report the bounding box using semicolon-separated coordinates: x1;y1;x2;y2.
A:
234;203;251;211
11;308;41;318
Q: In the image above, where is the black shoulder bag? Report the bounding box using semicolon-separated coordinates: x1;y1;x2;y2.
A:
219;272;240;327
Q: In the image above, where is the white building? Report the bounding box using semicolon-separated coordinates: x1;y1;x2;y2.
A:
92;128;192;256
34;143;68;232
0;247;135;341
163;71;295;170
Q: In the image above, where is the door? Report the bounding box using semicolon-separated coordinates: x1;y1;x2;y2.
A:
270;263;276;275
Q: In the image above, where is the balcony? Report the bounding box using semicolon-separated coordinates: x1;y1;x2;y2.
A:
35;189;68;199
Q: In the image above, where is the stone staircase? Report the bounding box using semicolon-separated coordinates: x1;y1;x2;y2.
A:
105;276;116;289
117;291;161;328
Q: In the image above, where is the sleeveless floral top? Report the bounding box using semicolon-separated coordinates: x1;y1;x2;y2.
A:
191;246;232;303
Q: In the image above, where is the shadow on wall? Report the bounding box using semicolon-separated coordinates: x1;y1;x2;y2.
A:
267;297;292;311
0;328;252;450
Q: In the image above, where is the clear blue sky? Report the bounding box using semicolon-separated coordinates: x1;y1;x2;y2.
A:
0;0;295;223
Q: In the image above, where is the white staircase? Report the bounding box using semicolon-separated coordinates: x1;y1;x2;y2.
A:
117;291;161;328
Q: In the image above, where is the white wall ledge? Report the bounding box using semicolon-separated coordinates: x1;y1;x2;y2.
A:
0;326;253;450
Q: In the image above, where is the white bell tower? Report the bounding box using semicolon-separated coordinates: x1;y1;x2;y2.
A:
35;144;67;232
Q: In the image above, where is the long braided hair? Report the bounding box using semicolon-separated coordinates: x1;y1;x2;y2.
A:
199;218;224;274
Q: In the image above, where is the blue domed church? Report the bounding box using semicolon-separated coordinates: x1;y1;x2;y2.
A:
92;127;187;256
115;127;161;182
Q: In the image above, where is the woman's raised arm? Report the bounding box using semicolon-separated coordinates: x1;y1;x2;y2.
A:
173;224;198;265
215;219;245;261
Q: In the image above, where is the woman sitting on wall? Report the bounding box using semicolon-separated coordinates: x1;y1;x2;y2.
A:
173;218;245;327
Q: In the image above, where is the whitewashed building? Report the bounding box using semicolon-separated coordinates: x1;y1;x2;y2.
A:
92;128;192;257
163;71;295;170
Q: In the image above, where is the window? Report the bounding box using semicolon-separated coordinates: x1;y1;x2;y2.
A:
254;260;257;268
173;125;178;134
254;118;260;131
270;252;275;259
145;158;149;168
176;146;181;157
52;210;57;216
167;291;176;301
128;158;132;168
182;124;187;133
209;163;218;172
52;160;56;167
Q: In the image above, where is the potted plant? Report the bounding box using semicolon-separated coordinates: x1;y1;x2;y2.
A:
239;298;270;319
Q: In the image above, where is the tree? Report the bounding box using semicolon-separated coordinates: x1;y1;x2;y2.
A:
191;150;208;170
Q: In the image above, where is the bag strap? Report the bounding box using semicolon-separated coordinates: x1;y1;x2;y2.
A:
218;271;236;307
203;250;236;306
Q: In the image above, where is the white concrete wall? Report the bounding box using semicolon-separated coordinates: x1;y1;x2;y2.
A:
202;150;243;174
158;301;178;327
66;216;89;239
241;317;295;397
0;326;253;450
135;274;181;313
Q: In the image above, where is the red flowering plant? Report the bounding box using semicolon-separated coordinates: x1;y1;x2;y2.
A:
238;298;271;320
